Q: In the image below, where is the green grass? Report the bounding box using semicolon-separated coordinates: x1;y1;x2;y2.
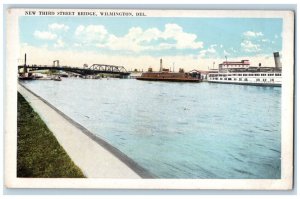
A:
17;92;85;178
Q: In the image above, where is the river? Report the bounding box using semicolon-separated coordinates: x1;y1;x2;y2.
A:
21;78;281;179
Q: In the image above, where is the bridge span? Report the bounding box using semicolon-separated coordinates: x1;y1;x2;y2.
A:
18;63;131;77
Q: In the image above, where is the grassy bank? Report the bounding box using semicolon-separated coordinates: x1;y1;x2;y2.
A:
17;92;85;178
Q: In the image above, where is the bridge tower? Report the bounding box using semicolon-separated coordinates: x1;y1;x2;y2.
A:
23;53;28;73
53;60;60;67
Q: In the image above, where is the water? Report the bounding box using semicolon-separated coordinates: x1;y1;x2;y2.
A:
21;78;281;179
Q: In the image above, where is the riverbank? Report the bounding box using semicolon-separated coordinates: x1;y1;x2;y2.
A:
18;83;149;178
17;93;85;178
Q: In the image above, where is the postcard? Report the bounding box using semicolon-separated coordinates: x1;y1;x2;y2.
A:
5;8;294;189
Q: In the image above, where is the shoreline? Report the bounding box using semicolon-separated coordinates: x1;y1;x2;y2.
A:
17;93;85;178
18;82;155;179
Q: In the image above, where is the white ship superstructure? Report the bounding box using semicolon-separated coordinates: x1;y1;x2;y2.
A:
208;52;282;87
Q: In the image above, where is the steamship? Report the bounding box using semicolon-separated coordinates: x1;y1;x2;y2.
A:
136;59;202;82
207;52;282;87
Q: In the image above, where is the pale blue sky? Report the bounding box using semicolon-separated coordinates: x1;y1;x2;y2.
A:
19;16;282;59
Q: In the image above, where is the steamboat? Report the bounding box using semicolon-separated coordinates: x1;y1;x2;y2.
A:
207;52;282;87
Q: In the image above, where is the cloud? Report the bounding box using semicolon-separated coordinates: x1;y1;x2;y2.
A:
241;31;279;53
162;24;203;49
224;50;230;56
54;38;65;48
74;23;203;52
74;43;82;47
34;31;57;40
75;25;85;35
230;47;237;53
42;44;48;48
48;23;69;31
20;44;278;71
243;31;264;37
106;27;145;52
240;40;261;52
21;42;29;47
199;44;217;57
261;39;270;43
210;44;218;48
75;25;108;42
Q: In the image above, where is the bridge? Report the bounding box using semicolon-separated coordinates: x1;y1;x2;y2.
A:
18;54;130;77
19;63;130;78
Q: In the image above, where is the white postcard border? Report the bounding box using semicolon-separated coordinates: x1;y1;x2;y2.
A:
5;8;294;189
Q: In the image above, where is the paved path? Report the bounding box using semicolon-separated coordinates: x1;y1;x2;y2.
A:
18;83;145;178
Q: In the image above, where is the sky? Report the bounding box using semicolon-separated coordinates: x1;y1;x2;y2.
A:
19;16;282;71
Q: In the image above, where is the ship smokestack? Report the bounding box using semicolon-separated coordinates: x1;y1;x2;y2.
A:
160;58;163;72
273;52;282;71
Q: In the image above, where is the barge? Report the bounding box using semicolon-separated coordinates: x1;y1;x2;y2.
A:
136;59;202;82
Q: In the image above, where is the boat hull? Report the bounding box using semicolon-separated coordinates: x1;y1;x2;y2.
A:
208;80;281;87
136;77;201;82
18;77;35;80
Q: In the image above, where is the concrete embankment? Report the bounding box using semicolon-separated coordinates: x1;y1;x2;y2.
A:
18;83;154;178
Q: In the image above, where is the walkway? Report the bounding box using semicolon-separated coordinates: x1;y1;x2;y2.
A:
18;83;145;178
